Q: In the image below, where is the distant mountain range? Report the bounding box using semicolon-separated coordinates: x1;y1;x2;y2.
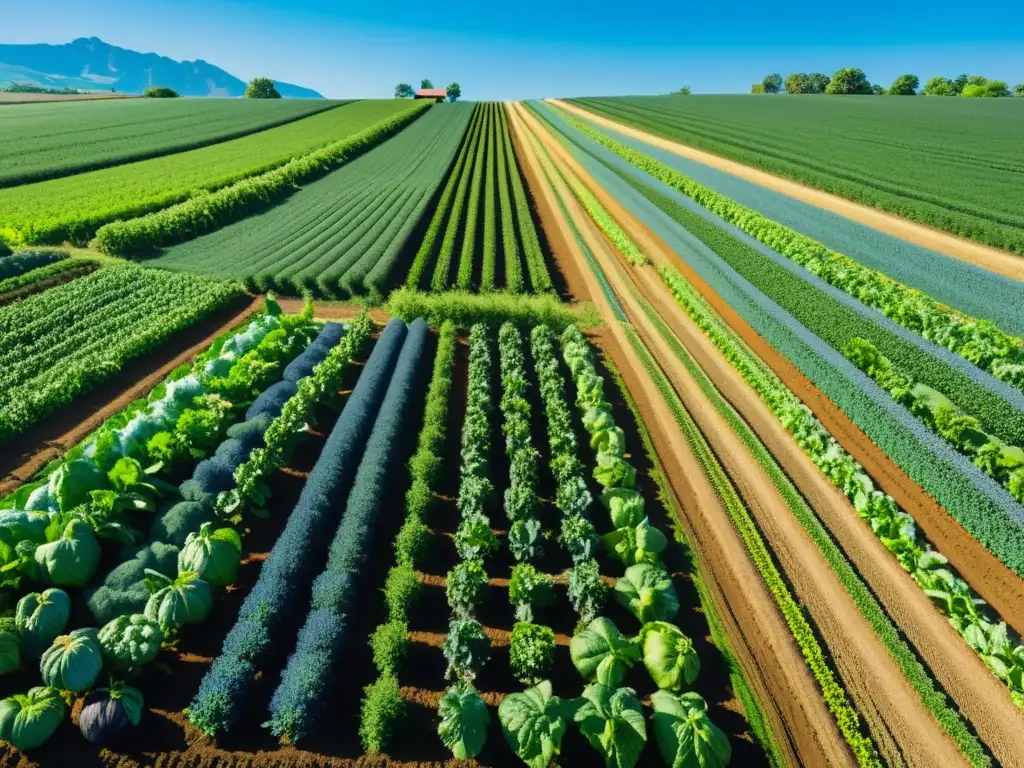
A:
0;37;323;98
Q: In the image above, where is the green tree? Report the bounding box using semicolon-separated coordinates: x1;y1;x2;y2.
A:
245;77;281;99
807;73;831;93
966;75;987;86
750;83;766;93
675;85;692;95
394;83;414;98
871;83;885;95
887;74;919;95
784;72;808;93
142;86;179;98
962;80;1011;98
952;73;969;94
826;67;873;94
923;76;955;96
420;79;434;89
762;73;783;93
446;82;462;102
1014;84;1024;97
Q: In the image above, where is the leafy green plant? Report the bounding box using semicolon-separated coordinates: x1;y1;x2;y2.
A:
384;563;421;623
510;622;556;684
443;619;491;683
498;680;575;768
359;674;405;754
637;621;700;692
455;514;500;561
602;488;645;528
615;563;680;625
509;563;555;623
570;616;641;686
394;512;431;567
0;686;66;751
370;620;410;677
574;683;648;768
603;518;668;567
508;517;544;562
560;514;600;563
568;559;610;624
651;690;732;768
446;559;488;619
438;683;491;759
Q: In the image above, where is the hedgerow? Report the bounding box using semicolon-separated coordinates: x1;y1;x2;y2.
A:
186;319;409;737
266;319;430;743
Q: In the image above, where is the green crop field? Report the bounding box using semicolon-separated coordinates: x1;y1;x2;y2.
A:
0;98;347;186
0;99;421;247
568;95;1024;253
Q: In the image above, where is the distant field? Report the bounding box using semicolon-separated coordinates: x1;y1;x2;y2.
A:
0;99;421;247
0;98;348;186
568;95;1024;254
0;91;131;104
148;103;473;298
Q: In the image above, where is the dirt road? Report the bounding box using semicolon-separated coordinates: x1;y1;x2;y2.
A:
547;98;1024;283
508;101;856;767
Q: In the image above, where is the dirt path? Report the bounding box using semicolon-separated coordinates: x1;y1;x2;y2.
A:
525;101;1024;640
0;295;261;496
547;98;1024;283
509;101;855;767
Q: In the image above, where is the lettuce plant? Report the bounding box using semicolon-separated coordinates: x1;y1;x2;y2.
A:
574;683;647;768
560;514;599;563
568;559;609;625
570;617;641;686
651;690;732;768
509;563;554;623
438;683;490;760
446;559;488;619
498;680;575;768
603;518;668;567
510;622;555;684
637;621;700;692
443;619;491;683
615;563;680;625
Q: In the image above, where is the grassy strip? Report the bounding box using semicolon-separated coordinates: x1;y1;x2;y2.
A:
431;107;483;291
456;105;489;290
0;257;97;297
622;323;882;767
94;102;430;255
386;287;597;331
500;105;550;292
633;292;989;765
405;106;481;289
561;110;1024;394
496;105;522;292
482;104;498;291
602;354;784;767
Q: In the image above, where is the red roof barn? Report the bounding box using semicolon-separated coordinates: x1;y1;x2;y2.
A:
415;88;447;102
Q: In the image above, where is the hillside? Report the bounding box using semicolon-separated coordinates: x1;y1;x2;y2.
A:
0;36;323;98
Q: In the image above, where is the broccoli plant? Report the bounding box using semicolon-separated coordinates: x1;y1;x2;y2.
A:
510;622;556;684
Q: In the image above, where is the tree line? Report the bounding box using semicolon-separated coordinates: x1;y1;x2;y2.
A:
394;79;462;102
751;69;1023;97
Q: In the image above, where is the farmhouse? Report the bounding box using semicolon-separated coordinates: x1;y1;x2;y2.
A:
414;87;447;102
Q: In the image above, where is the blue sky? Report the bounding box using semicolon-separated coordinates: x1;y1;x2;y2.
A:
4;0;1023;98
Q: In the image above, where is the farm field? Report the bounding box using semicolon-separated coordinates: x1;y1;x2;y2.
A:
0;99;424;248
0;98;347;186
146;103;474;299
566;95;1024;255
1;91;1024;768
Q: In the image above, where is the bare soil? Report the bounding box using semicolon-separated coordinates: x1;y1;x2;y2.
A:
548;99;1024;283
0;295;261;496
509;101;854;766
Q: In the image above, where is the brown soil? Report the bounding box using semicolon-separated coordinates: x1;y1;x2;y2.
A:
275;297;393;324
527;101;1024;638
0;262;99;307
508;101;853;767
0;295;261;496
548;99;1024;283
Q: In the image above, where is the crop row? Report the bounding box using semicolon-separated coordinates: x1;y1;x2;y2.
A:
407;103;553;294
560;109;1024;396
0;98;346;187
0;100;422;248
186;319;409;736
0;263;245;446
141;104;469;299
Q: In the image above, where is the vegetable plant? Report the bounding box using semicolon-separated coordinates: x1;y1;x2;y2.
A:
178;522;242;588
438;683;491;760
455;514;499;562
39;628;102;693
638;621;700;692
508;517;543;562
603;518;668;567
359;674;405;754
384;563;422;623
560;514;600;563
568;559;610;625
498;680;575;768
570;617;641;686
602;488;645;529
15;588;70;659
0;686;65;751
651;690;732;768
574;683;648;768
510;622;556;684
79;684;144;746
369;620;409;677
143;570;214;635
98;613;163;674
443;619;491;683
446;559;488;619
615;563;680;625
509;563;555;623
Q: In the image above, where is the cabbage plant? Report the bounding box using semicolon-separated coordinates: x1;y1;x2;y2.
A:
651;690;732;768
574;683;647;768
615;564;679;625
0;686;65;751
39;628;102;693
637;621;700;692
570;617;641;686
498;680;575;768
438;683;490;760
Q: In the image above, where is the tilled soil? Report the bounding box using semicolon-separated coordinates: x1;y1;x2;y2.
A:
508;101;854;767
0;294;261;496
548;99;1024;283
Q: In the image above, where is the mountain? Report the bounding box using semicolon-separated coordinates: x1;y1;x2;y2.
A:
0;37;323;98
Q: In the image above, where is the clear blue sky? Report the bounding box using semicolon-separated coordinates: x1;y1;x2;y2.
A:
4;0;1023;99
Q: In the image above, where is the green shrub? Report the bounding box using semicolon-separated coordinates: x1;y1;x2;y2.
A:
370;620;410;677
510;622;556;684
384;563;421;622
394;513;431;567
359;674;405;753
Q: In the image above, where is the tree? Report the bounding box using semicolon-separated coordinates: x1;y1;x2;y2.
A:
446;82;462;102
923;76;955;96
245;77;281;99
762;73;783;93
807;73;831;93
966;75;987;86
420;79;434;90
674;86;692;95
826;67;873;94
871;83;885;95
143;86;179;98
1015;84;1024;97
394;83;414;98
784;73;809;93
750;83;766;94
962;80;1011;98
887;74;919;95
952;74;969;94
